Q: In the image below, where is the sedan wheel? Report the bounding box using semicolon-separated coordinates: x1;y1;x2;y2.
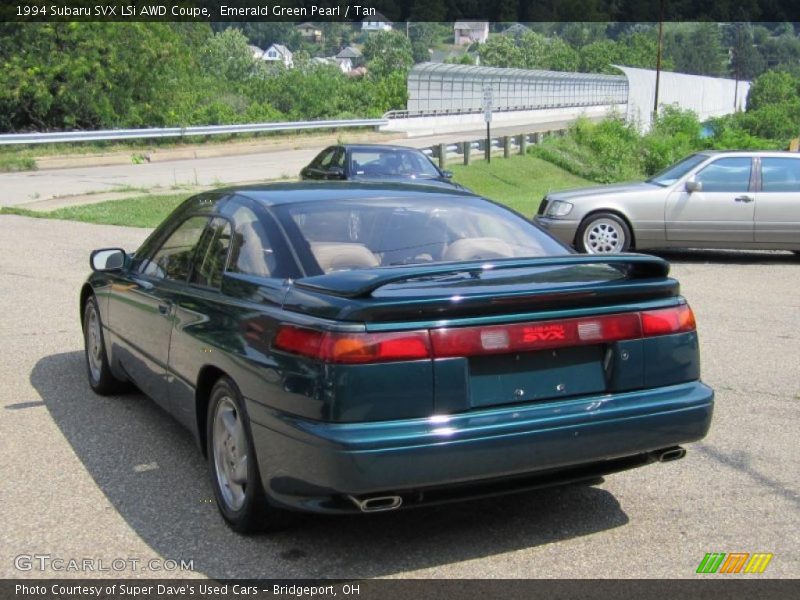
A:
207;377;293;533
577;213;632;254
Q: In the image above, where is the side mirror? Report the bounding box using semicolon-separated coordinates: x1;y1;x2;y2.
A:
90;248;126;272
441;170;454;179
685;180;703;193
328;166;345;179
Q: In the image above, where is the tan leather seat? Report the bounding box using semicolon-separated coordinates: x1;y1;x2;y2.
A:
442;237;514;262
310;242;380;272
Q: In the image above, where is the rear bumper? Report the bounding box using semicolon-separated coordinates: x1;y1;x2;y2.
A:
248;380;714;513
534;216;580;246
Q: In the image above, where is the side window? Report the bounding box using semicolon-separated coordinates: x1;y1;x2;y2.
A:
140;216;208;281
695;157;752;193
330;148;345;169
189;217;232;289
314;148;337;169
227;206;276;278
761;158;800;192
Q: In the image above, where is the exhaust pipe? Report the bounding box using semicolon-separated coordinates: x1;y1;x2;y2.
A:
347;494;403;513
654;446;686;462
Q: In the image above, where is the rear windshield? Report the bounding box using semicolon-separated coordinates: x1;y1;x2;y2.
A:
272;196;569;275
349;148;441;179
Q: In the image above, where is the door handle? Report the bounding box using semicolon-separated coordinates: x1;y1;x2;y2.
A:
157;303;171;316
735;195;754;203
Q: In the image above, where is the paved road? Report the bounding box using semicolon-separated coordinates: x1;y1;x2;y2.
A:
1;214;798;579
1;120;577;208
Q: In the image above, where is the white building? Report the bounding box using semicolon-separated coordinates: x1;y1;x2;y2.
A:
361;12;392;32
454;21;489;46
262;44;293;68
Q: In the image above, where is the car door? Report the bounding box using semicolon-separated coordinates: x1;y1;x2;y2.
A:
165;216;234;431
665;156;755;244
754;156;800;245
109;215;209;407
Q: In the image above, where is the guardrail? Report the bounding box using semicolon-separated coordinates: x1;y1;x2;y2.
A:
384;102;625;120
0;118;389;146
419;130;566;168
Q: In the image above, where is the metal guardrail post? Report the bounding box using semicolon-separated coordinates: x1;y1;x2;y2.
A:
438;144;446;169
464;142;471;165
503;136;510;158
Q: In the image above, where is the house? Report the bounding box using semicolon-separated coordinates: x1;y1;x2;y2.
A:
309;56;353;74
295;22;323;43
502;23;530;39
336;45;363;67
262;43;293;68
454;21;489;45
361;12;392;32
248;44;264;60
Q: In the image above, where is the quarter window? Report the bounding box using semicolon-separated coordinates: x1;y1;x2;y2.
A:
190;217;232;289
761;158;800;192
695;158;752;193
227;206;276;278
140;216;208;281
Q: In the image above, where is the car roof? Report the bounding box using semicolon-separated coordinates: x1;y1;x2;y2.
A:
208;181;478;207
698;150;800;158
340;144;429;153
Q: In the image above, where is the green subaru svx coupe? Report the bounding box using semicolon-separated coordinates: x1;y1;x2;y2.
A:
80;182;714;533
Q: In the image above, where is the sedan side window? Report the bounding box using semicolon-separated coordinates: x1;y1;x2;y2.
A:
761;158;800;192
189;217;232;289
695;158;752;193
140;216;209;281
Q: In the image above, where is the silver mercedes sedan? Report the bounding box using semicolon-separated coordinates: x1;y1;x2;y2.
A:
534;151;800;255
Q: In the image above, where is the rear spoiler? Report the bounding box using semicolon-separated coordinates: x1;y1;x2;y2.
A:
294;254;670;299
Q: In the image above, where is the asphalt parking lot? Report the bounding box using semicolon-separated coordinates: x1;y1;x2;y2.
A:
1;214;798;579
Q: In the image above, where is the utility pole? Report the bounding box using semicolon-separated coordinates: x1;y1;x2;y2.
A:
653;0;665;121
733;25;742;110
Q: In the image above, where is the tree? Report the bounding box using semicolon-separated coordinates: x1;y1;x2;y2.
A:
199;28;258;82
746;70;800;111
728;23;766;80
362;31;414;79
665;23;725;76
478;35;523;68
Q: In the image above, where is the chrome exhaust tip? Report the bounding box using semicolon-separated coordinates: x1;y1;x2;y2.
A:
656;446;686;462
347;494;403;513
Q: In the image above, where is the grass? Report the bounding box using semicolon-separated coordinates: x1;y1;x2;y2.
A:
0;154;593;228
1;193;186;228
449;154;592;215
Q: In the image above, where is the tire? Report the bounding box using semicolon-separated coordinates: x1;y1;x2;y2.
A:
207;376;293;533
576;212;632;254
83;295;127;395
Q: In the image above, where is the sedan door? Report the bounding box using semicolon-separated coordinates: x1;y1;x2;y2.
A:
754;156;800;245
108;215;209;408
665;157;756;244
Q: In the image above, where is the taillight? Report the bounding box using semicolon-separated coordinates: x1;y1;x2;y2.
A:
274;326;431;364
641;304;696;336
274;305;695;363
321;331;431;364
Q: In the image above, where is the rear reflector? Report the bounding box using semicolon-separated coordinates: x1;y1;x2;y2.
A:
430;312;642;357
274;304;696;363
